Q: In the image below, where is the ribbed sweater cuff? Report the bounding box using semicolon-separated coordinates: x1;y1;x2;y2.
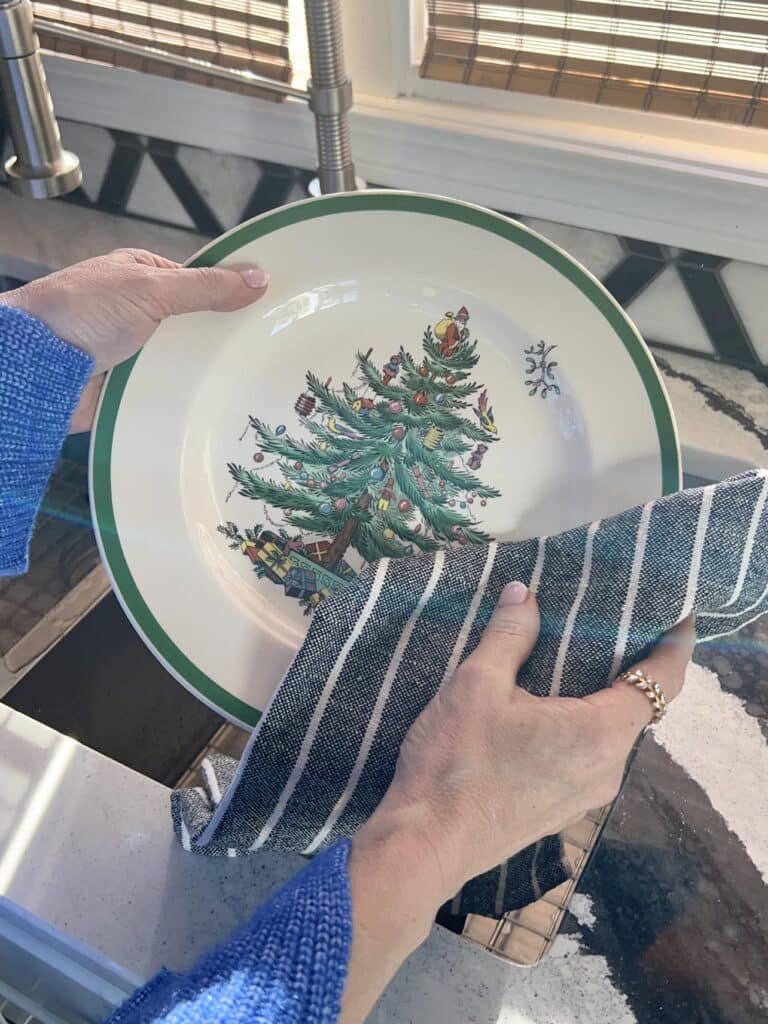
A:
0;304;94;575
107;839;353;1024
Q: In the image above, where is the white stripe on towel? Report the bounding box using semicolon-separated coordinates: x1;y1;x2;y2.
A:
709;579;768;620
202;759;222;805
550;520;601;697
609;501;654;680
493;858;509;916
529;536;548;594
723;472;768;607
249;557;390;851
702;586;768;640
440;541;499;686
180;818;191;852
678;487;714;622
530;840;542;900
302;551;447;855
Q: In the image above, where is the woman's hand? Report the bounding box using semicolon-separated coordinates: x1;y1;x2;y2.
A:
364;582;694;900
0;248;269;432
341;582;695;1023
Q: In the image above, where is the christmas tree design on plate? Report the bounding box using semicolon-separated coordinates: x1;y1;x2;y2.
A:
220;306;502;612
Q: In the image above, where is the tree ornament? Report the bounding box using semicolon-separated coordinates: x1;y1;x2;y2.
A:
424;425;444;450
334;498;348;511
253;452;264;463
449;499;456;507
474;389;498;435
414;390;429;407
319;441;328;451
411;465;430;498
294;461;304;471
378;478;396;511
307;478;317;489
389;400;403;414
275;424;286;436
481;499;487;507
294;392;315;417
435;306;469;358
382;354;402;385
329;475;337;483
467;497;474;504
319;502;332;515
467;444;488;470
452;525;463;536
298;471;309;482
435;393;446;405
397;499;411;513
460;501;467;509
392;424;406;440
439;480;446;488
353;397;375;416
446;374;456;385
383;528;395;540
320;482;328;489
418;365;429;378
370;466;385;481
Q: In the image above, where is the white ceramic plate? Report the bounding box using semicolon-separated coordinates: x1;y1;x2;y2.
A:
91;192;680;728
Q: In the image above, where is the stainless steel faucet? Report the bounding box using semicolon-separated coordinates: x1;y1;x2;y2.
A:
304;0;357;195
1;0;355;200
0;0;81;198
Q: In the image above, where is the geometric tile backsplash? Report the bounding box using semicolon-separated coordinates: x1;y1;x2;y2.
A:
1;116;767;379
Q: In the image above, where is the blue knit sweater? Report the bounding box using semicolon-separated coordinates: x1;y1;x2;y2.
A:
0;304;353;1022
0;304;93;575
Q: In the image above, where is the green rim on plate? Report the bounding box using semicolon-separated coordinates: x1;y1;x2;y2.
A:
91;192;681;728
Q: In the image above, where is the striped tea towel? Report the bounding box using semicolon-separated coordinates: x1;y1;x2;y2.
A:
172;470;768;917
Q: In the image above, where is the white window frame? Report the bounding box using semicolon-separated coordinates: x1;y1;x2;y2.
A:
41;0;768;263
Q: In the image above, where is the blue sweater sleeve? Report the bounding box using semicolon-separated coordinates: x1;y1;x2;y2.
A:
0;304;94;576
0;304;354;1022
106;839;353;1024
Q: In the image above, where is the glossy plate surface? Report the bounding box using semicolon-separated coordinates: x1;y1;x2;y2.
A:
91;192;680;727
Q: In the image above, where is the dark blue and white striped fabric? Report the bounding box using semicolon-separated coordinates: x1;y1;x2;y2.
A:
172;470;768;916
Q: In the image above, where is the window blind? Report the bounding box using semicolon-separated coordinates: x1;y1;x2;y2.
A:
420;1;768;126
34;0;292;98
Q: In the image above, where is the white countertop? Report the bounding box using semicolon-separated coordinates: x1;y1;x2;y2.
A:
0;708;302;984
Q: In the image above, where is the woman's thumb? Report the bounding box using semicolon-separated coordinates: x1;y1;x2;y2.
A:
462;582;540;689
159;265;270;315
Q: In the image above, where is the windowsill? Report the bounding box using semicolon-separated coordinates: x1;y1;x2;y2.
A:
43;53;768;264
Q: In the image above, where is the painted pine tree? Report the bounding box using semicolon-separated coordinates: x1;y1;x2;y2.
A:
224;309;501;608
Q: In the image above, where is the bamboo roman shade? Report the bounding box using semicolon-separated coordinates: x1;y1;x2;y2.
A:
420;0;768;126
33;0;291;98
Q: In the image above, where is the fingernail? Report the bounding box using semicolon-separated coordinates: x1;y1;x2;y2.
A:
501;581;528;605
240;268;270;288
